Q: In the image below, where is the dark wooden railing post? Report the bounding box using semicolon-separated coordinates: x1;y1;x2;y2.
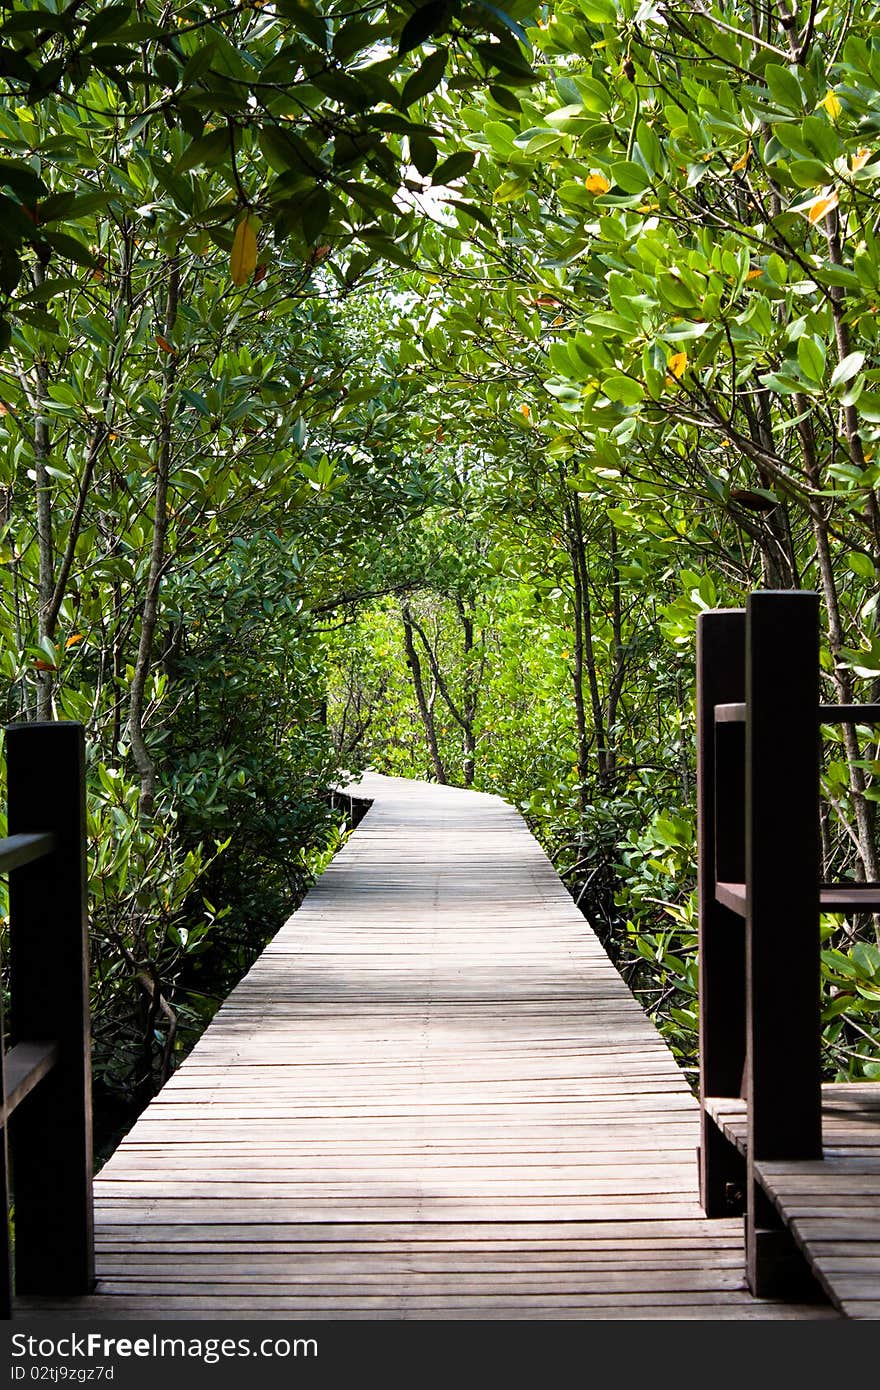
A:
0;1046;11;1314
5;721;94;1297
696;609;747;1215
745;591;822;1295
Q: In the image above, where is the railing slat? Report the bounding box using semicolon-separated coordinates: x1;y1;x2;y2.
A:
0;833;56;875
0;1041;59;1125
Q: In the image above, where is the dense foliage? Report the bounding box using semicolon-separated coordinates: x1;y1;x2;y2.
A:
2;0;880;1146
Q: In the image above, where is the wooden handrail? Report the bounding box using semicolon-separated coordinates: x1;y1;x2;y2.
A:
716;702;880;724
0;722;94;1318
0;834;56;874
698;593;824;1299
0;1042;60;1125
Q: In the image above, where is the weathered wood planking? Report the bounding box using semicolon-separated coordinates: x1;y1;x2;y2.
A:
706;1085;880;1316
19;775;835;1320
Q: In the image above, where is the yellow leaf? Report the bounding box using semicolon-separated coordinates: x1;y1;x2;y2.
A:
806;189;839;224
521;403;531;418
746;267;763;280
584;173;610;194
230;213;259;287
65;634;84;649
731;146;751;173
851;147;872;173
820;90;842;121
667;351;688;379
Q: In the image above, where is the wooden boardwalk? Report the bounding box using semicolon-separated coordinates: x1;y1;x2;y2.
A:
21;774;836;1320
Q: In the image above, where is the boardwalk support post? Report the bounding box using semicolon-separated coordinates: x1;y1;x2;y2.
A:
5;721;94;1300
696;608;747;1216
744;592;822;1297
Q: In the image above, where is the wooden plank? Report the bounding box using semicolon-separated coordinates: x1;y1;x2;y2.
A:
705;1081;880;1317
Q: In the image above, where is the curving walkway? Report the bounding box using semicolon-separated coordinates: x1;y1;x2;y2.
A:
22;774;836;1319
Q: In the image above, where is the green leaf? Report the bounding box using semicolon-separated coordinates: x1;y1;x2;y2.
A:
181;42;218;87
797;334;826;384
759;370;806;395
815;264;860;291
153;53;179;89
545;104;588;131
489;84;521;112
446;199;493;232
398;2;451;56
610;160;652;193
853;941;880;979
274;0;328;48
493;175;529;202
301;187;331;244
473;1;531;45
333;19;384;62
180;389;210;416
801;114;839;164
176;128;230;173
602;373;644;405
260;127;323;177
788;157;833;187
37;231;96;269
83;4;133;43
431;150;476;184
847;552;876;581
577;0;617;20
636;119;662;174
831;351;865;389
312;70;369;109
401;47;448;108
0;159;47;204
409;131;438;175
764;63;804;110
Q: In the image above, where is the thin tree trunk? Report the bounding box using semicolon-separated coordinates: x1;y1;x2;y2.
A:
458;601;477;788
129;258;180;816
751;389;800;587
401;606;447;783
605;518;625;781
568;495;610;788
827;217;880;554
565;504;591;812
407;603;480;787
33;291;54;720
797;406;880;882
